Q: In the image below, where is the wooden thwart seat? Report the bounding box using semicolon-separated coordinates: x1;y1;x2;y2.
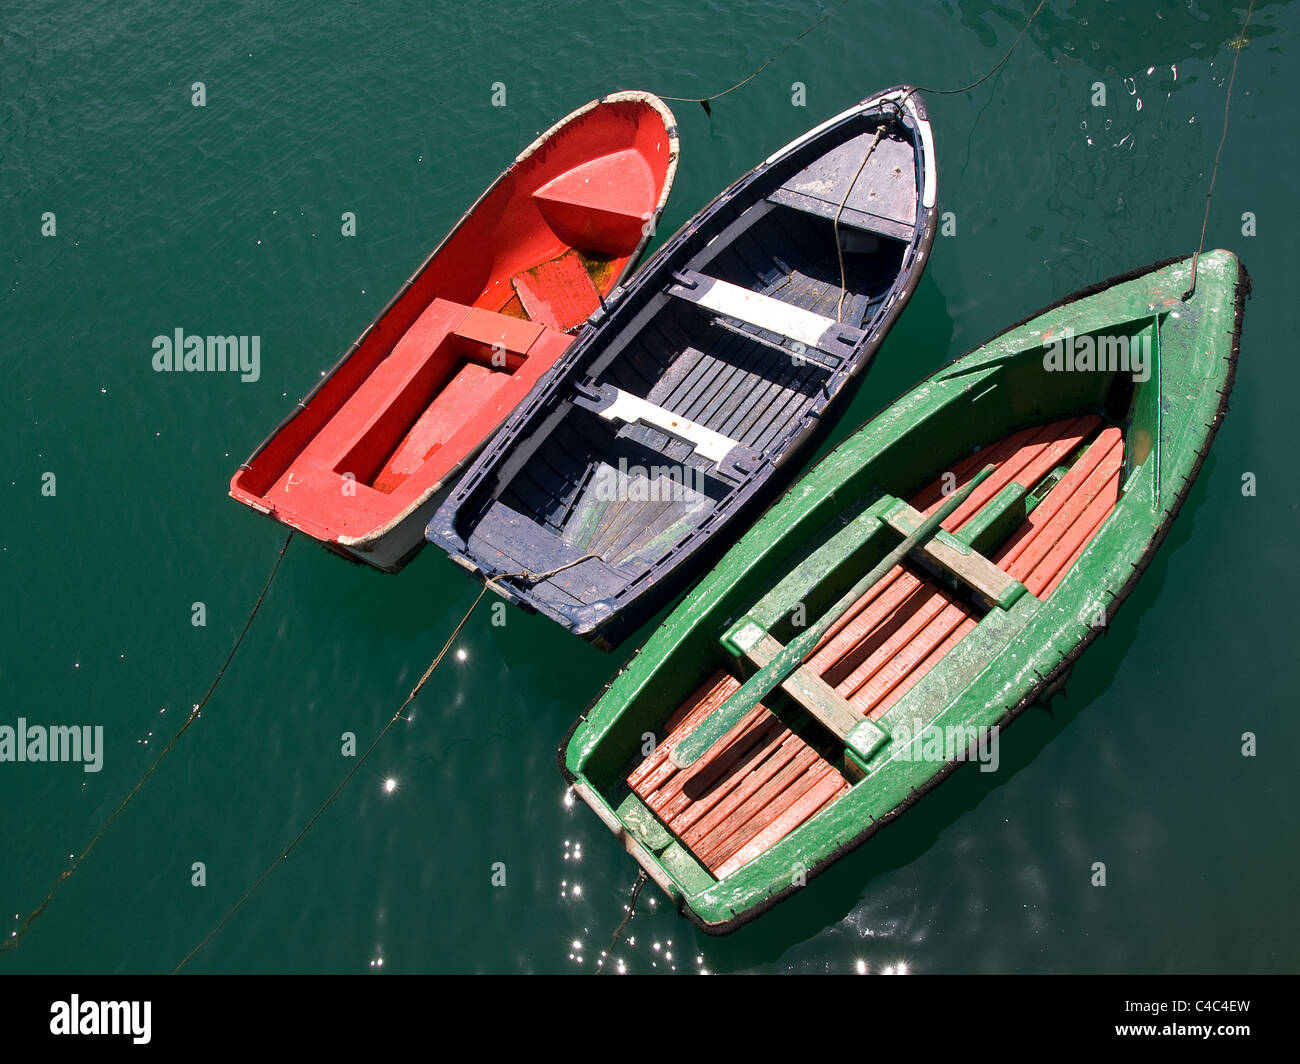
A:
723;483;1025;657
271;300;552;503
717;479;1026;733
728;621;887;772
880;498;1026;609
668;268;865;359
804;416;1118;716
805;417;1122;717
573;381;743;464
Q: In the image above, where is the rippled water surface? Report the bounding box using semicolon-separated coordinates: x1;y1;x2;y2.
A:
3;0;1297;973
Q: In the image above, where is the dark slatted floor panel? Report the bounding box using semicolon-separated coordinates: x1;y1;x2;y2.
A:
644;332;822;451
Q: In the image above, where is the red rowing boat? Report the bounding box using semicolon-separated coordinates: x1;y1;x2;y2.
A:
230;92;679;570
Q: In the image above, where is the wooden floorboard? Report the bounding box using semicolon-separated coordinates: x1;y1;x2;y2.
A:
1033;467;1122;596
998;427;1123;581
624;414;1127;880
715;770;850;879
694;749;826;870
834;585;966;701
847;600;973;714
870;615;979;719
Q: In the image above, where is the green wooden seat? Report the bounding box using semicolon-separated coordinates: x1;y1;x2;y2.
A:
722;489;1028;653
953;480;1031;554
726;494;901;640
878;498;1028;611
714;481;1031;774
726;619;887;777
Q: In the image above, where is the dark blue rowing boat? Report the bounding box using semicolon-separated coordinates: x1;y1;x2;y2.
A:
427;87;938;648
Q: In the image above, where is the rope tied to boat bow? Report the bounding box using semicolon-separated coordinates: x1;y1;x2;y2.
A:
834;125;886;323
659;0;1046;116
487;552;602;590
1183;0;1256;301
174;544;610;968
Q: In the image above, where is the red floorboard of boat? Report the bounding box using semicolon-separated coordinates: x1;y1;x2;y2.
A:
510;250;603;332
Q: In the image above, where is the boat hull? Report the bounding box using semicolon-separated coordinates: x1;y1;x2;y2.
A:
429;87;938;641
562;250;1248;932
230;93;680;571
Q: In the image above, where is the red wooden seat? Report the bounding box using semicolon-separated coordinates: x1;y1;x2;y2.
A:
532;148;655;257
259;300;571;538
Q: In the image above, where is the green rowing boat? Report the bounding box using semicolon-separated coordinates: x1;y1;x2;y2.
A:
560;250;1249;933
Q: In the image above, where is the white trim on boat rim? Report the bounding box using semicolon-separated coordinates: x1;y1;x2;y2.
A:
764;87;936;209
914;100;937;209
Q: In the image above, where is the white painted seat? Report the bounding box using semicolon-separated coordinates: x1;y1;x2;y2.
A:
574;383;741;464
667;269;864;357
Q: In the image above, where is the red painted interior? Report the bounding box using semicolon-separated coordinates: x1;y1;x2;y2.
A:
532;149;655;257
231;97;674;546
511;250;603;332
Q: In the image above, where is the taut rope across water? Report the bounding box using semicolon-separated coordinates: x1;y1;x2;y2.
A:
3;530;294;955
173;582;490;972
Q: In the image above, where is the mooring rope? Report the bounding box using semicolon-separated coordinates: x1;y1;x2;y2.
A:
666;0;1047;328
487;552;601;590
1182;0;1256;301
906;0;1048;102
659;0;853;114
171;546;624;970
173;581;490;972
834;126;884;323
3;530;294;955
596;869;648;973
660;0;1046;115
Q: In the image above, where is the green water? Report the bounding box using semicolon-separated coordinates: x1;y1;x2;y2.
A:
3;0;1296;974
